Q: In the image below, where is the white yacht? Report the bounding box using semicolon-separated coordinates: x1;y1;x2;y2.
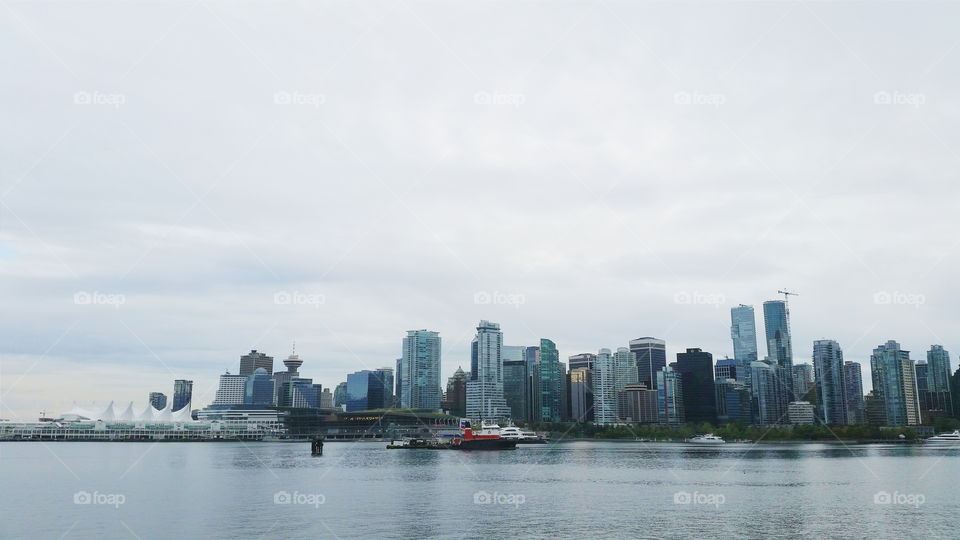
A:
685;433;725;444
499;426;523;440
924;430;960;444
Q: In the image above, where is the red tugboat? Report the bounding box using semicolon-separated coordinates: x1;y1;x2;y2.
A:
452;419;517;450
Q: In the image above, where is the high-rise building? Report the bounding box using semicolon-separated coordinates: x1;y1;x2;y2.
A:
594;348;618;425
376;368;395;408
618;384;659;423
319;388;334;409
870;340;920;426
921;345;954;418
715;378;752;425
503;359;528;420
239;350;274;376
613;347;639;390
730;304;759;386
333;382;348;410
787;401;815;425
465;320;512;420
172;379;193;412
657;366;685;425
148;392;167;410
714;358;737;380
346;370;392;412
399;330;441;409
441;367;467;417
792;364;815;399
569;367;594;422
675;348;717;425
864;390;887;426
631;337;666;389
751;361;784;425
763;300;794;373
537;339;563;422
502;345;525;363
244;369;274;405
843;361;866;424
568;353;596;371
212;372;246;405
274;347;303;407
813;340;847;425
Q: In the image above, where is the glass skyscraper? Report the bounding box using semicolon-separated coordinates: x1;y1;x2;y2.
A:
762;300;793;372
593;348;618;425
399;330;441;409
502;359;528;420
750;361;784;425
675;348;717;425
813;340;848;425
569;367;593;422
465;320;512;420
537;339;563;422
172;379;193;412
630;337;666;390
244;369;274;405
656;366;684;425
843;361;865;424
730;304;758;386
870;340;920;426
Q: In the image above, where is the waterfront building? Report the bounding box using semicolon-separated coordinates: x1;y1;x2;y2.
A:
594;348;618;425
465;320;512;421
569;367;593;422
864;390;887;426
656;366;685;425
320;388;334;409
870;340;921;426
730;304;759;386
920;345;954;418
813;340;847;425
172;379;193;412
631;337;666;390
618;384;659;423
376;368;395;408
441;367;467;417
537;339;563;422
399;330;441;409
675;348;717;424
714;358;737;380
787;401;815;425
568;353;596;371
333;382;347;410
843;361;866;424
614;347;639;391
792;364;815;399
213;372;246;405
245;368;275;405
346;369;392;412
148;392;167;410
715;378;752;425
751;361;784;425
239;350;274;376
503;359;529;420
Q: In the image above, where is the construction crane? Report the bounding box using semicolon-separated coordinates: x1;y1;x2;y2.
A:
777;289;799;303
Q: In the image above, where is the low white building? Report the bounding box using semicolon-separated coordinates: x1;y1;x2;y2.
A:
788;401;816;425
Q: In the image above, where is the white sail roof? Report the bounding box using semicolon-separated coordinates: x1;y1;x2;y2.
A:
61;400;197;423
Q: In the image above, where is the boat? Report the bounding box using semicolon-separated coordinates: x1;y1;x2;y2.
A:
499;426;524;440
924;430;960;444
499;426;547;444
685;433;725;444
452;420;517;450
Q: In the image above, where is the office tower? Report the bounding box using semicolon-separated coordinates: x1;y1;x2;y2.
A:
442;367;467;417
813;340;847;425
751;361;784;425
763;300;794;373
675;348;717;424
394;358;402;408
594;348;618;425
568;353;596;371
569;367;594;422
333;382;348;409
502;345;525;363
288;379;322;408
657;366;685;425
921;345;954;417
631;337;666;389
503;359;529;420
398;330;441;409
239;350;274;376
730;304;759;385
864;390;886;426
375;368;395;408
618;384;659;423
172;379;193;411
843;361;866;424
244;368;274;405
715;379;751;425
792;364;815;398
614;347;639;390
524;346;540;372
465;320;512;420
212;372;246;405
346;370;392;412
148;392;167;410
870;340;921;426
319;388;334;408
536;339;563;422
714;358;737;380
787;401;815;425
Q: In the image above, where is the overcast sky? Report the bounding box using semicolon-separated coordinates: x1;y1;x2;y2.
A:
1;1;959;420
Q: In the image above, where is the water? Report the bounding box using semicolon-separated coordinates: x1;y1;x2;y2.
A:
1;440;957;539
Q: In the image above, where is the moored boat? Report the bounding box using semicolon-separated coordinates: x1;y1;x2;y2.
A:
452;420;517;450
685;433;725;444
924;430;960;445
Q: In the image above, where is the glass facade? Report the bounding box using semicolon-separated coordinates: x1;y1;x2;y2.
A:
730;304;758;386
630;337;666;390
870;340;920;426
813;340;847;425
675;348;717;424
399;330;441;409
244;369;274;405
593;349;618;425
172;379;193;412
537;339;563;422
502;360;528;420
843;362;865;424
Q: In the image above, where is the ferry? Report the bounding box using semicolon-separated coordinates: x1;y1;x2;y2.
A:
452;420;517;450
924;430;960;445
685;433;725;444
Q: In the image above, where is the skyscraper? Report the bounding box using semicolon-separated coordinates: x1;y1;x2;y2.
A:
618;384;659;423
763;300;793;373
212;372;246;405
172;379;193;412
870;340;920;426
613;347;639;391
751;361;784;425
593;348;618;425
630;337;666;389
792;363;815;399
149;392;167;410
813;340;847;425
536;339;564;422
675;348;717;424
375;367;395;409
399;330;441;409
442;367;467;417
244;368;274;405
346;370;392;411
465;320;512;420
921;345;954;417
568;353;596;371
657;366;684;425
843;361;866;424
569;367;593;422
239;350;274;376
502;359;528;420
730;304;759;386
714;358;737;380
333;381;347;410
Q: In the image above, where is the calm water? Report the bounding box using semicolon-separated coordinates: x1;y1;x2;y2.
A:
1;440;957;539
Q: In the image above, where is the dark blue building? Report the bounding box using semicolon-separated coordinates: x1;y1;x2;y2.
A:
346;370;392;411
245;368;274;405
